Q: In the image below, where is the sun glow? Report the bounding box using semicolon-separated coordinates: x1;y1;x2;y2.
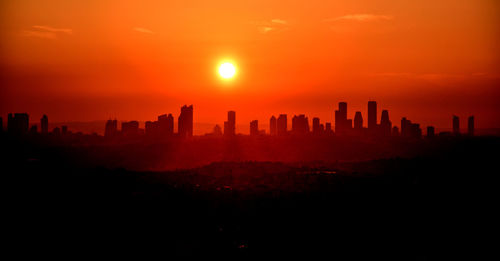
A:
218;62;236;79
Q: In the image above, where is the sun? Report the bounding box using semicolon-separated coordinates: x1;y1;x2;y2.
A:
218;62;236;79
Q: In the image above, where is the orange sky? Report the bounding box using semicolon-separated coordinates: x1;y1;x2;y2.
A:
1;0;499;132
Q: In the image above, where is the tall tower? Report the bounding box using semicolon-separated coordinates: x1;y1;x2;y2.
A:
224;111;236;136
468;116;474;136
269;116;277;136
354;111;363;129
368;101;377;131
250;120;258;136
178;105;193;137
40;115;49;134
277;114;287;136
453;115;460;136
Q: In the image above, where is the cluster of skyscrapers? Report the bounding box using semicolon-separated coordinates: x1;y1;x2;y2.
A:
1;101;475;139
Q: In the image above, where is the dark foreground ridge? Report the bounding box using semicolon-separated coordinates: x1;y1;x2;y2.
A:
2;135;497;259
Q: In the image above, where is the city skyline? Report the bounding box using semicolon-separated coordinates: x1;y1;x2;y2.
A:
1;100;477;138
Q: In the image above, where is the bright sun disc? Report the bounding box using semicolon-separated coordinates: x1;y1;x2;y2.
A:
218;62;236;79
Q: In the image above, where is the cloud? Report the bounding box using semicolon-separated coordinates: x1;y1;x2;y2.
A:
326;14;393;22
23;25;72;39
32;25;72;34
133;27;155;34
271;19;287;25
252;19;289;34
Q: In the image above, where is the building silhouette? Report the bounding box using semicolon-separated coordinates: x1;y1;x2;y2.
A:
158;114;174;136
312;117;321;135
224;111;236;137
427;126;435;138
30;125;37;134
277;114;287;136
8;113;29;134
178;105;193;137
41;115;49;134
325;122;333;134
354;111;363;130
0;117;3;132
145;121;159;136
401;117;422;138
105;119;118;137
380;110;392;136
270;116;277;136
62;125;68;135
52;127;60;136
250;120;259;136
468;116;474;136
335;102;352;135
292;115;309;135
453;115;460;136
213;124;222;136
368;101;377;132
392;126;399;136
122;121;139;137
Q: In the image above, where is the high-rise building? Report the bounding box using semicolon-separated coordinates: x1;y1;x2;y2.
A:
178;105;193;137
213;124;222;136
105;119;118;137
41;115;49;134
122;121;139;137
335;102;352;135
392;126;399;136
380;110;392;136
468;116;474;136
453;115;460;136
250;120;259;136
29;125;37;134
277;114;287;136
8;113;29;134
312;117;321;135
61;125;68;135
427;126;435;138
292;115;309;135
325;122;332;134
224;111;236;136
270;116;277;136
354;111;363;129
368;101;377;131
158;114;174;136
401;117;422;139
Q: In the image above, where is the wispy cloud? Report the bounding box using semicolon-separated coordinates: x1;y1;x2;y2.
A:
271;19;287;25
133;27;155;34
252;18;289;34
326;14;393;22
32;25;73;34
23;25;72;39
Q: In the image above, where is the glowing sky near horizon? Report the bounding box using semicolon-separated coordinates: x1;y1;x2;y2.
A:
0;0;499;131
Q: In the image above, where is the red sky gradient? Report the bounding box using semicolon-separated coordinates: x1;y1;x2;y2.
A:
1;0;499;133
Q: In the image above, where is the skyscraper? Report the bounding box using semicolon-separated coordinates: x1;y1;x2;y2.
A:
250;120;259;136
8;113;29;134
277;114;287;136
354;111;363;129
468;116;474;136
453;115;460;136
292;115;309;135
122;121;139;136
178;105;193;137
312;117;321;134
270;116;277;136
105;119;118;137
368;101;377;131
41;114;49;134
380;110;392;136
224;111;236;136
158;114;174;136
335;102;352;135
427;126;435;138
